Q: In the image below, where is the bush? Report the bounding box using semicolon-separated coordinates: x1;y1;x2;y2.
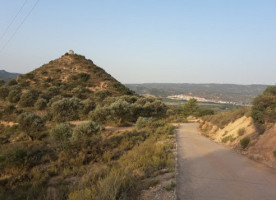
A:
19;89;39;107
237;128;245;136
0;144;27;169
195;108;214;117
78;73;90;82
251;86;276;133
7;85;21;103
7;79;18;86
240;137;250;149
71;121;101;144
0;86;9;100
273;151;276;158
50;97;83;122
17;112;44;136
50;123;72;148
221;135;234;143
72;86;89;99
35;98;47;110
136;117;153;129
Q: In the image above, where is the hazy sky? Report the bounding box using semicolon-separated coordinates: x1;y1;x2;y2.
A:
0;0;275;84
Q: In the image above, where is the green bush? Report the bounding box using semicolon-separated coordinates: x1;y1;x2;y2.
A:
238;128;245;136
240;137;250;149
19;89;39;107
17;112;44;136
0;144;27;169
7;85;21;103
50;97;83;122
50;123;72;148
136;117;153;129
0;86;9;100
273;151;276;158
251;86;276;133
7;79;18;86
71;121;101;144
195;108;214;117
221;135;234;143
35;98;47;110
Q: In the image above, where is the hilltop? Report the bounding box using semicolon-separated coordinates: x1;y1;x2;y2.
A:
15;52;132;97
0;70;20;82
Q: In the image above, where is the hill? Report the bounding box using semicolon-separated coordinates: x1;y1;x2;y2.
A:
0;70;20;82
14;53;132;96
125;83;270;104
0;51;174;199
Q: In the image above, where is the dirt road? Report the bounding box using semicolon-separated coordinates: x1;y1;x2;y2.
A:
176;123;276;200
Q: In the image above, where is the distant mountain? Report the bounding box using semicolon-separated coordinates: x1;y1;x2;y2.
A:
125;83;271;104
0;70;20;82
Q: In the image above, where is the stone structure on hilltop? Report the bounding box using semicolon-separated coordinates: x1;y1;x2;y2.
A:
69;50;74;55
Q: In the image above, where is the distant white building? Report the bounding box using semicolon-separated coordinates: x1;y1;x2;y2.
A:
69;50;74;55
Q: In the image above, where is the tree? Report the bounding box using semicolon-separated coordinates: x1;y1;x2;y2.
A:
182;98;199;118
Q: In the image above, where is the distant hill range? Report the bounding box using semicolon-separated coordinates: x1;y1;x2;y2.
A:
125;83;271;105
0;70;21;82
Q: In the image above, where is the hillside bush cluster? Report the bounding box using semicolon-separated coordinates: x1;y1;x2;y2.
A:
251;86;276;133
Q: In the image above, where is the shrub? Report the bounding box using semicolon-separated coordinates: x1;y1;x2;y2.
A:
195;108;214;117
35;98;47;110
89;106;110;123
240;137;250;149
273;151;276;158
50;123;72;148
81;99;96;115
0;86;9;100
19;89;39;107
251;86;276;133
0;144;27;169
71;121;101;144
47;86;60;97
17;112;44;136
50;97;83;122
72;86;89;99
237;128;245;136
7;85;21;103
78;73;90;82
7;79;18;86
221;135;234;143
136;117;153;129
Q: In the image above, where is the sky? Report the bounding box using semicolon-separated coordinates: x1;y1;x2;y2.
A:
0;0;275;85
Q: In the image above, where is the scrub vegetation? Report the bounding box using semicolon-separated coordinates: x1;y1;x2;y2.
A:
0;53;176;199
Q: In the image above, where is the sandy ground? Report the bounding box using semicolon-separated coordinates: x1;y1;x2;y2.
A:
176;123;276;200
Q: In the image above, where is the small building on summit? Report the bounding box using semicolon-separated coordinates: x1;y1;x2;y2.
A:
69;50;74;55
